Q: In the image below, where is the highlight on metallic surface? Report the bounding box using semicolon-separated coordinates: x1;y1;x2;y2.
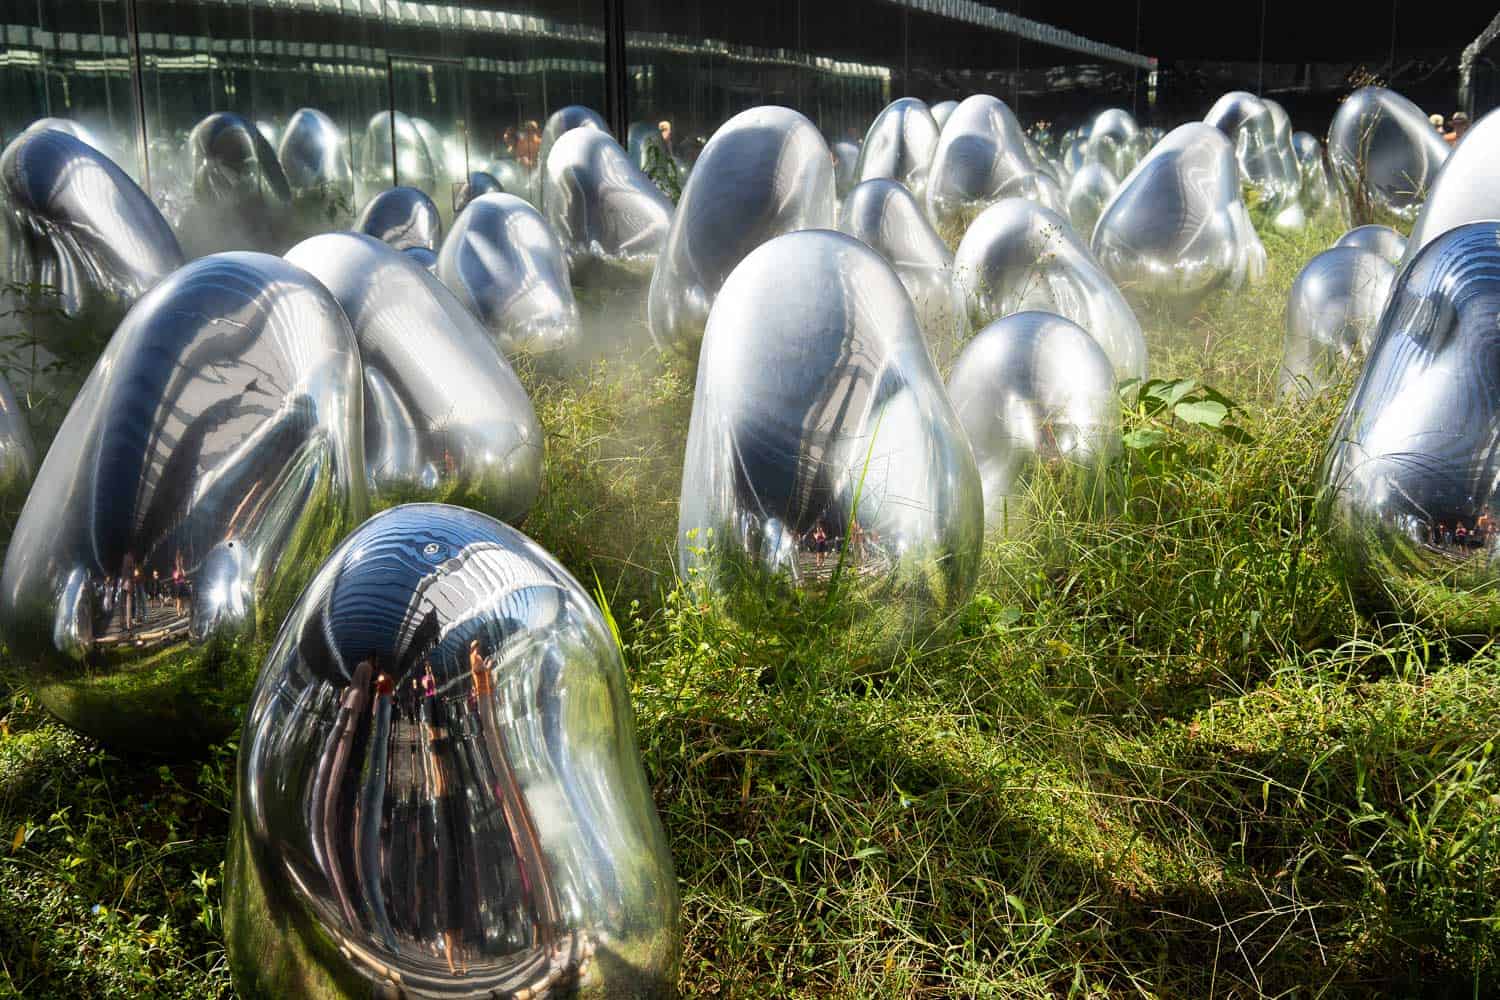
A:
285;233;544;524
542;128;674;282
1400;107;1500;267
354;186;442;255
1327;86;1450;226
278;108;355;233
225;503;680;1000
1277;246;1395;399
359;111;439;202
1091;123;1267;303
953;199;1147;381
1204;92;1302;227
647;106;833;357
19;117;117;164
854;98;940;199
455;170;503;213
0;125;184;317
838;178;966;368
947;311;1119;534
930;100;958;130
0;252;368;753
183;112;294;255
1065;162;1118;242
537;106;608;202
1293;130;1340;221
437;193;580;361
925;95;1035;235
1321;222;1500;634
1334;223;1407;266
678;229;983;637
1081;109;1142;180
996;170;1067;217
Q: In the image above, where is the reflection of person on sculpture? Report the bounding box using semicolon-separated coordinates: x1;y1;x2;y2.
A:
420;659;466;975
310;652;376;931
355;670;399;953
119;552;136;632
172;551;186;616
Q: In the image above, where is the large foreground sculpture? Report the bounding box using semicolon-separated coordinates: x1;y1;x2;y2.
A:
286;233;544;523
1400;107;1500;266
678;229;982;636
947;311;1119;534
1327;86;1449;226
0;253;367;752
647;106;833;356
1321;222;1500;635
226;503;680;999
1278;246;1395;399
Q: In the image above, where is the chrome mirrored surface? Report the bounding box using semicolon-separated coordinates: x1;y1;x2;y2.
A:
947;311;1119;533
1328;86;1449;226
647;106;833;357
996;170;1067;217
1065;162;1118;242
831;140;860;197
537;106;608;203
1334;223;1407;266
278;108;355;235
1293;130;1340;221
360;111;439;204
925;95;1035;237
930;101;958;130
678;229;982;638
1401;107;1500;267
1092;123;1266;303
0;125;184;317
838;178;966;368
0;252;368;753
355;186;443;255
1277;246;1395;399
1321;222;1500;634
542;129;674;282
854;98;940;199
225;503;680;1000
183;112;294;256
0;369;35;540
455;171;504;214
437;193;581;363
285;234;543;524
487;158;540;209
954;199;1147;381
1203;91;1301;224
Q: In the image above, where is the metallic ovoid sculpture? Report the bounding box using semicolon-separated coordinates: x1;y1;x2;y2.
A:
1328;86;1449;225
354;186;442;255
930;101;958;130
225;503;680;999
0;253;367;753
183;112;294;255
647;106;833;356
437;193;580;362
1092;123;1267;303
285;234;543;523
678;230;982;636
455;170;504;213
947;311;1119;533
359;111;439;203
1203;91;1303;227
1293;130;1340;221
278;108;355;233
854;98;941;199
1065;162;1118;241
1334;223;1407;265
0;126;183;317
1321;222;1500;635
997;171;1068;217
1401;107;1500;267
542;128;674;281
954;199;1147;381
1277;246;1395;399
838;178;966;368
0;370;35;537
925;95;1035;237
537;106;608;202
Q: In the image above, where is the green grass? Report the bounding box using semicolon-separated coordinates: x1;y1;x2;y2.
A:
4;214;1500;998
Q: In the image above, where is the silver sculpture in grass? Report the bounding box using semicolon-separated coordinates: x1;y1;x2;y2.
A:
854;97;941;199
542;128;674;282
1277;246;1395;399
1327;86;1449;226
925;95;1035;237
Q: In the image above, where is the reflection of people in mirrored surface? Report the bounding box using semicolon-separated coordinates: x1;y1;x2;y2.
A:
420;659;466;975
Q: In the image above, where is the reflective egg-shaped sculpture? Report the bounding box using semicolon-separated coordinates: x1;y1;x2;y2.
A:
255;120;280;149
1203;91;1301;221
286;233;543;523
360;111;439;202
1277;246;1395;399
930;100;958;130
954;199;1147;381
455;170;503;213
1321;221;1500;634
1065;162;1118;241
278;108;355;232
647;106;833;356
831;140;860;197
1401;107;1500;267
354;186;442;255
437;193;580;362
1328;86;1449;225
0;126;184;317
225;503;680;999
678;229;982;636
925;95;1034;237
1293;130;1340;220
1335;223;1406;266
0;252;367;752
183;112;294;255
997;170;1068;217
1088;109;1140;150
537;106;608;202
947;311;1119;533
854;97;940;198
1092;123;1266;303
542;128;674;282
839;178;966;367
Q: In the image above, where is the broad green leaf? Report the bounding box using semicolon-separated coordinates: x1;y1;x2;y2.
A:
1173;399;1228;427
1122;428;1167;450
